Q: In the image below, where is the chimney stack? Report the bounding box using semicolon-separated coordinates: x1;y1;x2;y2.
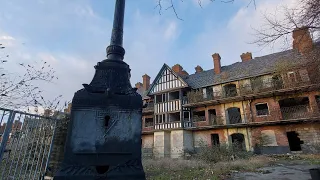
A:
135;82;143;89
172;64;183;74
142;74;150;90
293;27;313;54
240;52;252;62
212;53;221;74
172;64;189;76
195;65;203;73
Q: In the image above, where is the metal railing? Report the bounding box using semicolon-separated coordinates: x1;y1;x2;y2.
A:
0;108;59;180
154;121;192;130
186;77;319;104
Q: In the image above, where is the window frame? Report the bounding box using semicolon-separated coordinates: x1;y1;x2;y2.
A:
255;103;270;117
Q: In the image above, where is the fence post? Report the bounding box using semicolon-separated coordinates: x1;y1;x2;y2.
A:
0;110;16;161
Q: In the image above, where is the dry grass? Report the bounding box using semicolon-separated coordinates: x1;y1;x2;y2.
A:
143;155;273;180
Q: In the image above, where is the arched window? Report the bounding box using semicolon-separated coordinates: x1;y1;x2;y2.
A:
231;133;245;150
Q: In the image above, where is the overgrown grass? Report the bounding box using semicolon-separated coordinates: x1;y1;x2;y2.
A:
143;144;272;179
143;143;320;179
143;156;272;180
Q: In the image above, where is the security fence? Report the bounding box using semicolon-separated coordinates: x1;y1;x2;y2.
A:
0;108;59;180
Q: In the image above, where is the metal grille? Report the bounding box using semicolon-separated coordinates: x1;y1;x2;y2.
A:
0;108;58;180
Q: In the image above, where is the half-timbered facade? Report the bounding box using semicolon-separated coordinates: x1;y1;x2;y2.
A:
138;28;320;158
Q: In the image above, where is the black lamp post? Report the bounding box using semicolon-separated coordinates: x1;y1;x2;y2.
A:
54;0;146;179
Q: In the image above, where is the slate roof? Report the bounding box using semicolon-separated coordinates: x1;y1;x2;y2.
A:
182;46;320;89
142;42;320;96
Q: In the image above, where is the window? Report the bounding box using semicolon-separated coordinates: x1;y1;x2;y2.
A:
183;111;190;121
202;88;207;99
169;91;179;100
156;94;163;103
193;111;206;122
288;72;296;83
169;112;180;122
204;87;213;99
223;84;237;97
155;114;164;124
211;134;220;146
226;107;241;124
299;69;310;82
145;118;154;127
256;103;269;116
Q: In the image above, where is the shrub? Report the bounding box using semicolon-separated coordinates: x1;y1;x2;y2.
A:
195;142;253;163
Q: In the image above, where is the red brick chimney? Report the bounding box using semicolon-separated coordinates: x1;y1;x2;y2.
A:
212;53;221;74
240;52;252;62
195;65;203;73
135;82;143;89
293;27;313;54
172;64;189;76
142;74;150;90
172;64;183;74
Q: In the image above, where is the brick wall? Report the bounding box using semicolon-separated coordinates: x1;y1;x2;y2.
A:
251;123;320;153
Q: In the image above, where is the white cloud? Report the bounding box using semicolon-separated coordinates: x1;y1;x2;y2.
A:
173;0;303;75
0;35;15;41
0;0;303;110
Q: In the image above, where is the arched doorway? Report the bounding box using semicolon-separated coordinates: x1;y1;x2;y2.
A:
231;133;245;150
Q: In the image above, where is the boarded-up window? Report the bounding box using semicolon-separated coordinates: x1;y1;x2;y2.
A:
299;69;310;82
261;130;278;146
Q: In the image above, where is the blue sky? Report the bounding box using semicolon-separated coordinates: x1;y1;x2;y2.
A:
0;0;299;108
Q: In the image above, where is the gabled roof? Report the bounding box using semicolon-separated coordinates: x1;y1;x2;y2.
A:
146;63;189;95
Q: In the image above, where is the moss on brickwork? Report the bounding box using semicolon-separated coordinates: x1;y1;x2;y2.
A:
46;115;70;177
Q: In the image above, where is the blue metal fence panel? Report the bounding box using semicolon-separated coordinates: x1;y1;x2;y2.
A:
0;108;58;180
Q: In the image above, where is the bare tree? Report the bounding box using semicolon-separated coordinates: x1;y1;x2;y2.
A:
252;0;320;49
0;43;63;111
155;0;256;20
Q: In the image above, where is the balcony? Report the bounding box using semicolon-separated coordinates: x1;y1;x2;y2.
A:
184;76;320;107
190;104;320;129
154;122;193;130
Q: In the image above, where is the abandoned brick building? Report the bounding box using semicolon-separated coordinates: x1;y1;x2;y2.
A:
138;28;320;158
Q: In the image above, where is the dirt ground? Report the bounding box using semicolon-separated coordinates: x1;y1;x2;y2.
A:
230;160;319;180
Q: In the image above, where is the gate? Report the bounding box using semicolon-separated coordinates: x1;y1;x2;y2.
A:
0;108;58;180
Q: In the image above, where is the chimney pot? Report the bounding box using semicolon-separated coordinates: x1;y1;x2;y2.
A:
240;52;252;62
142;74;150;90
212;53;221;74
195;65;203;73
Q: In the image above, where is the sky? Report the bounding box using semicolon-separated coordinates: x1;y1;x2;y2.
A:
0;0;300;110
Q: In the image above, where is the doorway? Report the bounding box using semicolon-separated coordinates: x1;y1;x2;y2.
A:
286;131;303;151
231;133;245;150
